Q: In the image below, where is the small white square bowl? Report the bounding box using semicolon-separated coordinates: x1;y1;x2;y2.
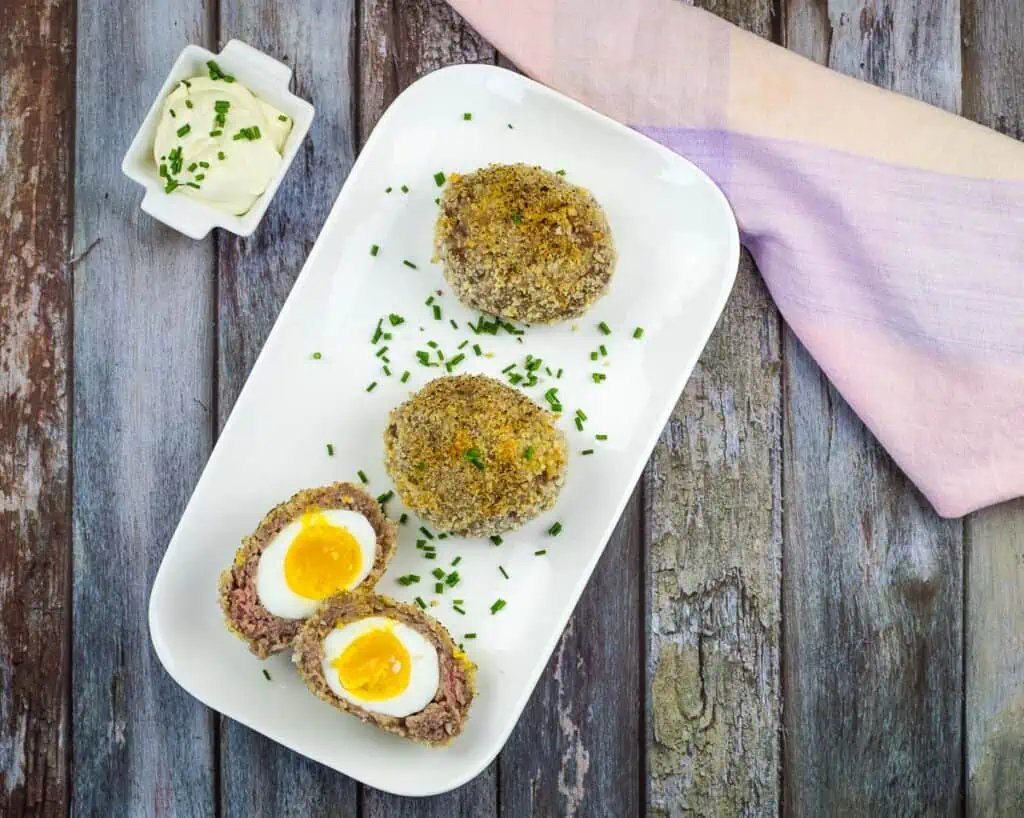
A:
122;39;314;239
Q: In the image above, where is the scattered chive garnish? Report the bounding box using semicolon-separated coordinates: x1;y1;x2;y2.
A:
186;182;201;189
438;533;448;540
598;321;611;335
170;109;177;118
357;470;368;483
633;327;644;339
465;632;477;639
450;319;459;330
404;260;418;269
383;365;391;376
210;130;223;137
194;174;205;182
599;344;608;357
401;371;410;383
188;163;198;172
326;443;335;456
164;179;180;193
556;169;566;176
581;449;594;455
557;368;563;378
424;553;436;560
507;123;514;129
385;186;392;193
433;305;442;320
435;582;444;594
499;565;509;580
490;535;503;545
401;184;409;193
451;556;462;566
218;151;225;160
311;351;322;360
590;351;598;361
463;447;485;470
463;112;473;121
535;549;547;556
432;568;445;580
592;373;607;383
366;381;377;392
185;99;194;109
278;114;288;122
502;363;516;374
207;60;235;82
445;571;460;587
389;313;405;326
508;374;523;385
370;244;380;256
375;346;389;358
548;522;563;536
434;171;446;186
523;446;534;460
473;344;482;356
512;211;523;224
397;574;420;586
490;599;506;614
377;490;394;505
371;319;384;344
176;124;191;137
427;340;438;349
415;596;427;609
575;417;584;431
263;669;272;681
399;513;408;525
596;434;608;441
420;526;434;540
457;340;469;350
453;605;466;615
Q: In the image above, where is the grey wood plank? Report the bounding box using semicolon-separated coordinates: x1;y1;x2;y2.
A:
498;491;643;818
213;2;362;814
962;3;1024;813
782;2;964;815
357;1;500;814
644;4;782;817
71;2;216;815
0;0;74;814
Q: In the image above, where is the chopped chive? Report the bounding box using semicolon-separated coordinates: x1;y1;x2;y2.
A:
164;179;180;194
435;582;444;594
545;367;553;376
490;535;503;546
436;349;445;361
432;305;442;321
590;351;599;361
278;114;288;122
576;409;588;421
432;568;445;580
512;211;523;224
556;169;566;176
548;522;563;536
463;447;485;470
451;556;462;566
445;353;465;371
206;60;235;82
263;669;271;681
416;350;432;366
185;182;201;189
377;490;394;505
176;124;191;137
399;513;408;525
596;434;608;441
592;373;607;383
501;363;516;374
450;319;459;330
425;295;435;306
389;313;404;326
415;596;427;609
403;260;418;269
633;327;645;339
599;345;608;357
457;340;469;350
401;370;410;383
499;565;509;580
581;449;594;455
371;320;384;344
438;533;449;540
464;632;477;639
434;171;446;186
472;344;482;356
453;599;464;605
435;198;440;205
416;540;426;549
194;174;205;181
453;604;466;615
445;571;460;587
169;109;177;118
326;443;335;456
397;574;420;586
370;244;380;256
357;470;368;483
507;123;514;129
420;526;434;540
598;321;611;335
415;462;425;471
490;599;506;614
375;346;389;358
400;184;409;193
523;446;534;460
426;340;438;349
463;112;473;121
184;99;194;109
159;164;168;178
424;553;437;559
534;549;547;556
575;417;584;431
383;365;391;376
218;151;226;160
210;129;223;137
366;381;377;392
508;373;523;385
385;186;392;193
188;163;198;172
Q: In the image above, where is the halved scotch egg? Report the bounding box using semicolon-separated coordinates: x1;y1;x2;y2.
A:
293;592;476;746
219;483;397;658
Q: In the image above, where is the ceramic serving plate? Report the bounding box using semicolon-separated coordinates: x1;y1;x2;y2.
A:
149;64;739;797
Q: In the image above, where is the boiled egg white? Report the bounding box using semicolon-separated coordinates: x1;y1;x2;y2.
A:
321;617;439;718
256;509;378;619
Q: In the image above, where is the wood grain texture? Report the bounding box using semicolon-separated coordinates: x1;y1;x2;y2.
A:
783;3;964;815
357;3;497;812
0;0;74;814
71;2;216;815
499;491;643;818
214;1;361;814
645;4;781;817
962;3;1024;814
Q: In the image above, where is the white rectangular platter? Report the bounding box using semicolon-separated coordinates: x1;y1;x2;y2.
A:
149;64;739;797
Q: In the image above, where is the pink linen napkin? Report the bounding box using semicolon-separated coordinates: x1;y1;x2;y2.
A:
446;0;1024;518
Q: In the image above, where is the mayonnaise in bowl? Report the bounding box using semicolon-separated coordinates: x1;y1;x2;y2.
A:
153;61;292;215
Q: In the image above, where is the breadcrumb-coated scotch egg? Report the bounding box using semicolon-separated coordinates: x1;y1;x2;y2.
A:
219;482;398;658
292;592;476;746
433;163;616;323
383;374;567;538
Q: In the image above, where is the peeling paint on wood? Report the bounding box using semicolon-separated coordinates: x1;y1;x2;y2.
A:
70;2;216;816
215;1;360;814
0;0;73;814
644;5;781;817
961;5;1024;813
783;8;964;815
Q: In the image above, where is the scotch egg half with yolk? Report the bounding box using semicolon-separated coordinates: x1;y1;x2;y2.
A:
321;617;440;718
256;509;378;619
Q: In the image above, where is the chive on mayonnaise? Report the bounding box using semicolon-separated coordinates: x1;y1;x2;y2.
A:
153;67;292;215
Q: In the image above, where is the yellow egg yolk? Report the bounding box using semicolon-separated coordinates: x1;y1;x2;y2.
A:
284;512;363;599
331;628;411;701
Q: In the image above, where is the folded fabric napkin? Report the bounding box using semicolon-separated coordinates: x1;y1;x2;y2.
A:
446;0;1024;517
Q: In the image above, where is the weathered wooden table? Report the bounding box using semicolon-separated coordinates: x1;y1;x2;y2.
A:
3;0;1023;815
